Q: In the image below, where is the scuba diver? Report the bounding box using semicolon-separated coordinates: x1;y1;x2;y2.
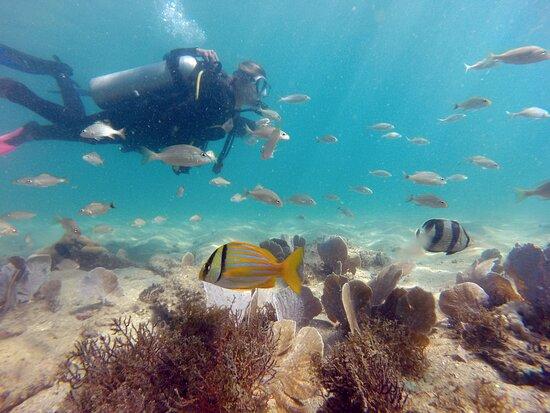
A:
0;43;271;174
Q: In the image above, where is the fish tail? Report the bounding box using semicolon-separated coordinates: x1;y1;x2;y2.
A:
280;247;304;294
110;202;115;209
453;103;459;110
506;111;516;117
464;63;472;72
406;195;414;203
402;171;409;179
117;128;126;139
140;147;157;164
514;188;529;202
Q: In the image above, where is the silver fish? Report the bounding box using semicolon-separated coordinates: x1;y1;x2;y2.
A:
515;181;550;201
446;174;468;182
370;122;395;130
438;114;466;123
325;194;341;202
79;202;115;217
189;214;202;222
407;137;430;145
279;94;311;104
454;97;492;111
1;211;36;221
369;169;392;178
210;177;231;187
176;186;185;198
82;152;104;166
132;218;146;228
407;194;448;208
245;185;283;207
404;171;447;186
506;107;549;119
92;224;114;234
141;145;216;167
464;56;499;72
152;216;167;224
316;134;338;144
491;45;549;65
13;173;67;188
261;128;283;160
288;194;317;206
0;220;18;237
350;186;373;195
255;118;271;128
382;132;401;139
245;125;290;141
57;217;81;237
468;155;499;169
259;108;281;121
230;193;247;203
338;206;355;218
81;121;125;141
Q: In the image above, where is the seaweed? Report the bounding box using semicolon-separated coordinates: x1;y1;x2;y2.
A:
59;290;277;412
316;323;409;413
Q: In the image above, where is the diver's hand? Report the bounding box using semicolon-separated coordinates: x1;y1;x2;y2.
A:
196;48;219;63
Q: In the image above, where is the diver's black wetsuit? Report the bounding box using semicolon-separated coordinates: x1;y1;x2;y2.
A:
0;44;251;173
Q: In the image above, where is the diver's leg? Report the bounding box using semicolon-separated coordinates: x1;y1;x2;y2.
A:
0;43;72;76
51;55;85;118
0;77;79;126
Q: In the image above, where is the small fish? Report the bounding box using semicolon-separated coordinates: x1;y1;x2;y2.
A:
438;114;466;123
407;137;430;145
92;224;113;234
24;234;33;247
132;218;146;228
0;220;18;237
230;193;247;203
13;173;67;188
316;134;338;144
468;155;499;169
210;177;231;187
141;145;216;167
404;171;446;186
407;194;448;208
279;94;311;104
176;186;185;198
446;174;468;182
152;216;167;224
245;125;290;141
506;107;549;119
325;194;341;202
255;118;271;128
261;128;283;160
350;186;373;195
82;152;104;166
382;132;401;140
490;45;549;65
208;117;234;134
288;194;317;206
416;219;470;255
199;242;304;294
369;170;392;178
80;120;125;141
189;214;202;222
515;180;550;201
57;217;81;237
259;108;281;121
244;185;283;207
464;56;499;72
1;211;36;221
338;206;355;218
79;202;115;217
454;97;492;111
370;123;395;131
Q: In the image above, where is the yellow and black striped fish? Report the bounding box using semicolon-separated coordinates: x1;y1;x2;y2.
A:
199;242;304;294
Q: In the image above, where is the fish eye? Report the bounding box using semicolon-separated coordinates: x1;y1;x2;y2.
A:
200;152;207;157
26;179;32;184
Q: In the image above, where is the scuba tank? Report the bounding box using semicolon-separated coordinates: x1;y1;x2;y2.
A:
89;54;198;109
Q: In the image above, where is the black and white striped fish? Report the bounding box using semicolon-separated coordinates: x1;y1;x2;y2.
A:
416;219;470;255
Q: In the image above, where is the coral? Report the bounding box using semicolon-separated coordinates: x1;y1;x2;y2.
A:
480;248;502;262
342;279;372;334
395;286;436;335
138;283;164;304
80;267;122;303
292;234;306;250
479;274;522;307
180;251;194;266
439;282;489;320
504;243;550;334
316;325;409;412
316;236;360;275
34;278;62;312
269;320;324;411
59;290;278;413
272;285;322;327
321;274;349;325
369;263;415;306
260;238;291;262
359;249;391;269
474;380;514;413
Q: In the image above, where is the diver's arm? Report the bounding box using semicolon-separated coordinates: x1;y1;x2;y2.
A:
163;48;219;63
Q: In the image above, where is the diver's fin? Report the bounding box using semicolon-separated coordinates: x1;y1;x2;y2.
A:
280;247;304;294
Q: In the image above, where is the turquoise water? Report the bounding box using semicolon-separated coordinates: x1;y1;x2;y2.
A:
0;0;548;258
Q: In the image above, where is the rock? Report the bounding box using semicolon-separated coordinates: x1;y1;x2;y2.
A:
272;286;322;327
439;282;489;320
395;287;436;335
504;243;549;317
0;326;26;340
369;262;415;306
342;280;372;334
181;252;195;267
269;321;324;412
359;250;391;269
317;236;348;274
55;258;79;270
480;248;501;261
321;274;349;325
